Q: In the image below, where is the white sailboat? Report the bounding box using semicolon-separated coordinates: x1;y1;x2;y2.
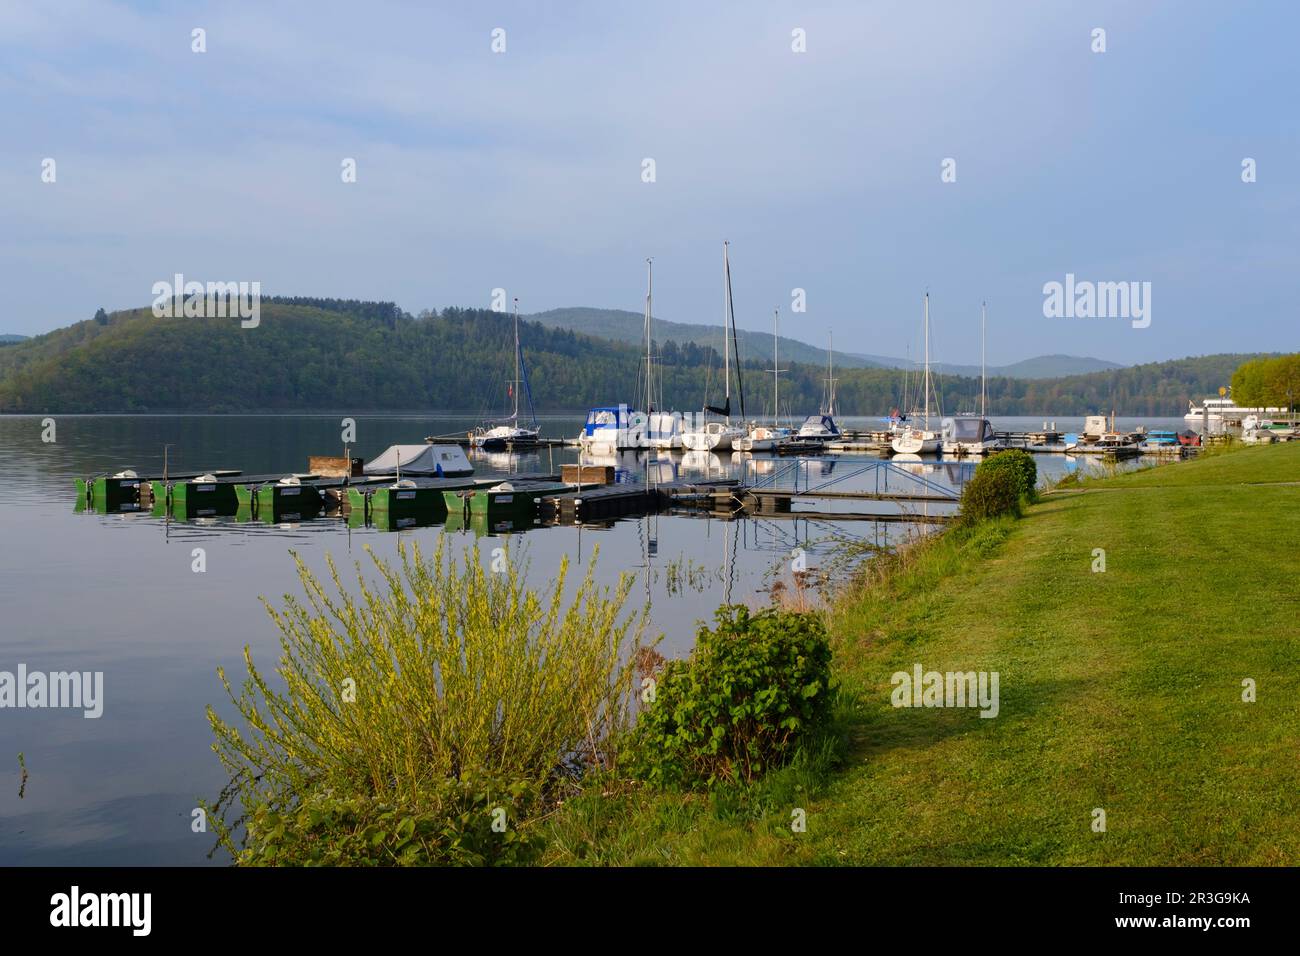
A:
681;241;746;452
642;258;684;449
797;331;843;441
737;308;792;452
470;298;540;449
892;293;941;455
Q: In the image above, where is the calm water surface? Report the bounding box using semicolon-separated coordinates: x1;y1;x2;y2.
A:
0;413;1180;864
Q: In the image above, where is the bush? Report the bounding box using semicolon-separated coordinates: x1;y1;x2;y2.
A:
625;606;834;790
238;775;545;867
979;448;1037;501
959;465;1022;524
205;540;646;865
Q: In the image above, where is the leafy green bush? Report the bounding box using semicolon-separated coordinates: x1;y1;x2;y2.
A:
625;606;834;790
205;540;646;865
238;775;544;867
979;448;1037;501
959;465;1022;524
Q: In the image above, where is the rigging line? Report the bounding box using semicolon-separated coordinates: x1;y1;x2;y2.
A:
725;244;745;419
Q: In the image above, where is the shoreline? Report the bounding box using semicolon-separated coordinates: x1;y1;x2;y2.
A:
543;442;1300;865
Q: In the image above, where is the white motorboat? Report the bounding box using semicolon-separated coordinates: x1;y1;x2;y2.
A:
891;292;942;456
940;302;1000;456
941;416;998;456
734;424;792;452
578;405;647;450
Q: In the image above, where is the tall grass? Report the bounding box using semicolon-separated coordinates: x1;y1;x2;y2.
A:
206;539;647;863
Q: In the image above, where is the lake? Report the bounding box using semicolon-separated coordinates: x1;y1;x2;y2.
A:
0;412;1183;864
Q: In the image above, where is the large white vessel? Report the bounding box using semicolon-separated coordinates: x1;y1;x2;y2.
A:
892;293;941;456
1185;392;1285;426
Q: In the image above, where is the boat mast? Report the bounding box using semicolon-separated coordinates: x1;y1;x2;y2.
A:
824;331;837;417
923;293;931;431
645;257;654;412
512;297;520;422
980;300;987;421
765;308;788;426
722;241;731;425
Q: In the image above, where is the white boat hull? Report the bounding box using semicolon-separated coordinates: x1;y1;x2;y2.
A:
681;424;744;452
891;430;940;455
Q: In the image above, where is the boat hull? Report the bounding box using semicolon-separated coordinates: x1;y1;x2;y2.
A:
891;431;940;455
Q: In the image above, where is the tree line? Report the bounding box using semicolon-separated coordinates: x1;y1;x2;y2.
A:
0;301;1269;416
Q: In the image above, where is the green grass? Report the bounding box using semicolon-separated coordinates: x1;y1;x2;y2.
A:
544;443;1300;865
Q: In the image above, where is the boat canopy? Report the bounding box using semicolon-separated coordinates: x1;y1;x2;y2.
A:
800;414;840;433
584;406;637;435
364;444;473;477
942;417;995;442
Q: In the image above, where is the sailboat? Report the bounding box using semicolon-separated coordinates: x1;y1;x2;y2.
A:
470;298;540;449
736;308;793;452
891;293;941;455
681;241;747;452
797;332;843;441
643;258;684;449
941;301;1000;456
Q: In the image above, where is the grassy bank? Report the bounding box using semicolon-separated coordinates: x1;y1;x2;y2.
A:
545;443;1300;864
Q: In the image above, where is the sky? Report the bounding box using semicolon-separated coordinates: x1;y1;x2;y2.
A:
1;0;1297;366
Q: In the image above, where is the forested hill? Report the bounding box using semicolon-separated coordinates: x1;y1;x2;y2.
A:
0;299;1263;415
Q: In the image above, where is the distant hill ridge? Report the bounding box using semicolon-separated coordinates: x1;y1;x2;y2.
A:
0;298;1263;415
529;307;1120;380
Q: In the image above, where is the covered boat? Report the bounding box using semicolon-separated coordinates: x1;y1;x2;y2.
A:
940;416;998;456
363;444;473;477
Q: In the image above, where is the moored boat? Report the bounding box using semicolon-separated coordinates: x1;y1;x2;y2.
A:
891;293;941;456
470;298;540;450
680;241;746;453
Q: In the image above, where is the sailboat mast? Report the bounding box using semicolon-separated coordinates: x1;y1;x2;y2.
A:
824;331;837;417
512;297;520;421
773;309;779;425
980;300;987;421
923;293;931;429
645;258;654;412
723;241;731;424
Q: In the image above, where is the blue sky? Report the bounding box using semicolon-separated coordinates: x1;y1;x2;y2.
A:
1;0;1296;365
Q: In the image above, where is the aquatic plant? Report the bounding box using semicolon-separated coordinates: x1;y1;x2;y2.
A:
205;539;647;865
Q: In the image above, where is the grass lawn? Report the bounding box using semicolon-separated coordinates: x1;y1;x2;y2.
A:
544;442;1300;865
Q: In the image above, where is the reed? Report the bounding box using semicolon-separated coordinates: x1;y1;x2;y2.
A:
206;540;647;862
